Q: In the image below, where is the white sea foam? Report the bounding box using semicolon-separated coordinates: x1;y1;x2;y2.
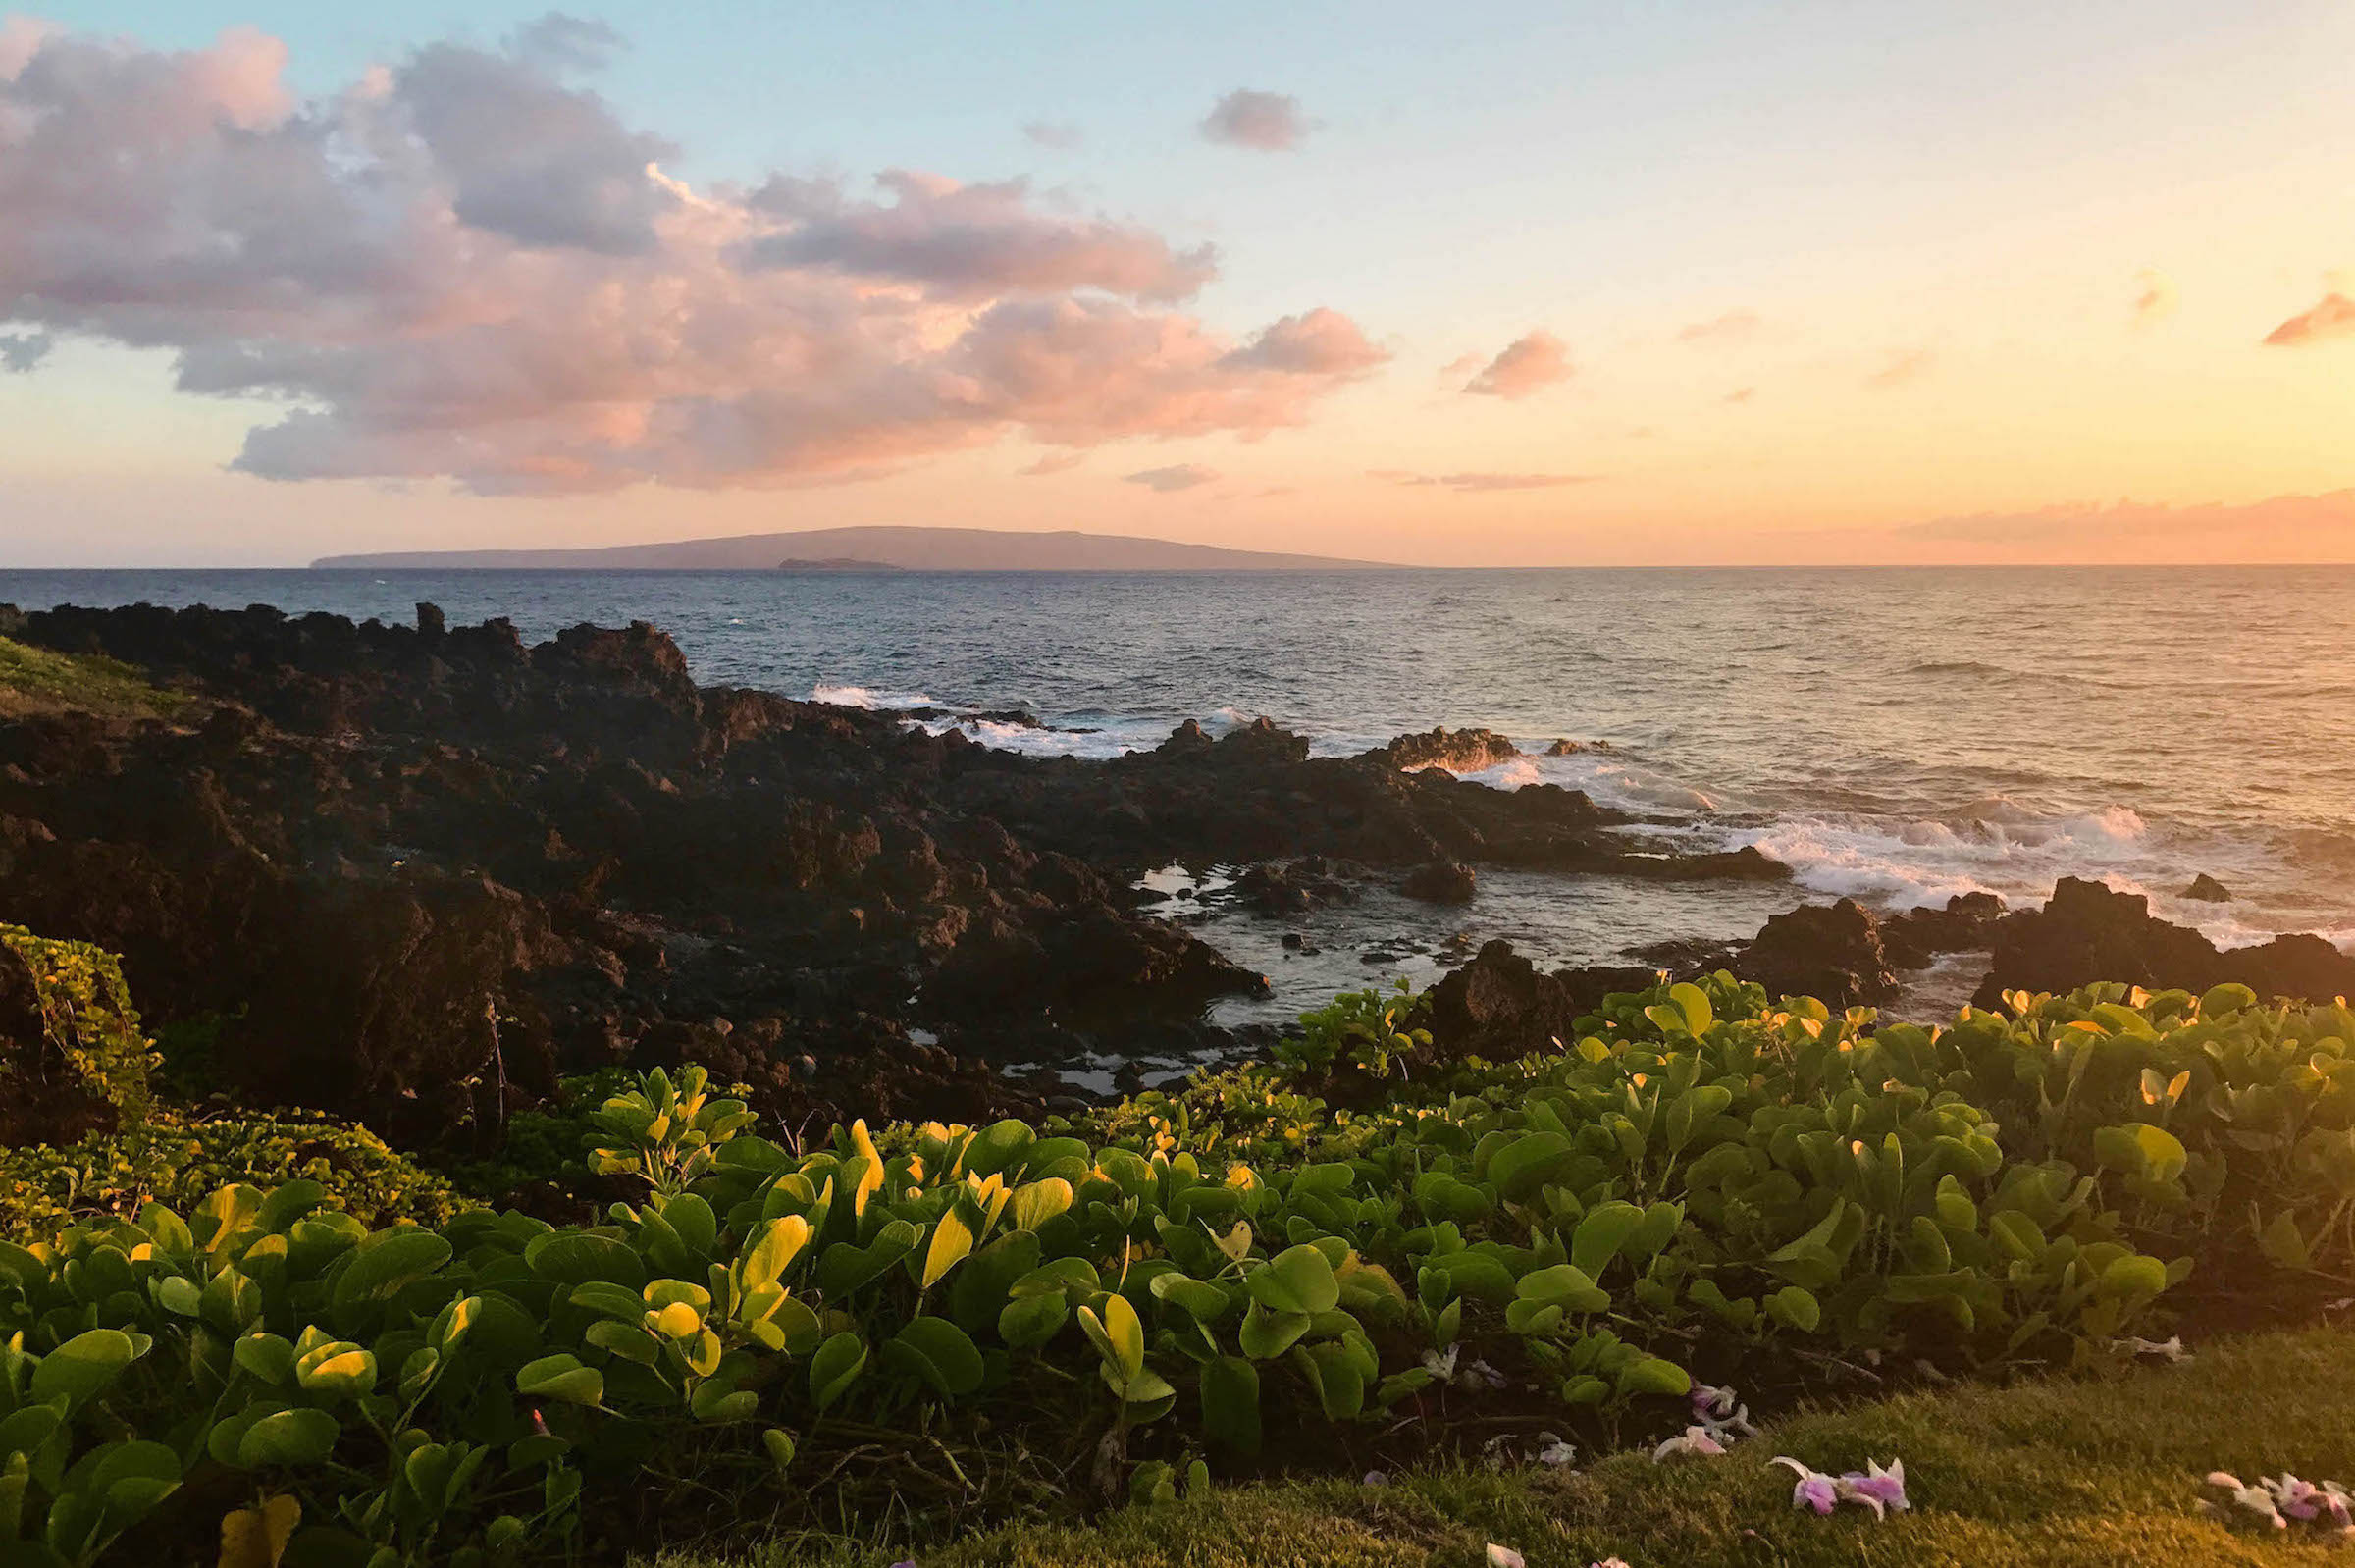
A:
810;682;935;709
1726;801;2169;913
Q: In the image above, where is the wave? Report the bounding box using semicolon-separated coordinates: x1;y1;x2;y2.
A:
811;682;935;709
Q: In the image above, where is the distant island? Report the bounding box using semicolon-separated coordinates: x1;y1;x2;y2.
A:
311;525;1394;572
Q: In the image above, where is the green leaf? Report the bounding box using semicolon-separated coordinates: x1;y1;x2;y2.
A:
1244;1244;1339;1316
515;1354;604;1407
1667;980;1714;1036
1570;1201;1644;1277
1077;1294;1145;1380
761;1429;797;1474
920;1208;977;1291
738;1217;812;1290
1513;1264;1610;1315
329;1229;452;1313
1237;1301;1311;1360
1765;1285;1822;1333
1614;1356;1691;1398
998;1294;1069;1349
236;1407;341;1468
882;1318;984;1397
810;1332;868;1411
1199;1357;1261;1455
292;1342;377;1400
30;1329;138;1412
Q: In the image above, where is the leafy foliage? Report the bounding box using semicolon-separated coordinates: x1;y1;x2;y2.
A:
6;966;2355;1562
0;925;160;1134
1274;981;1432;1079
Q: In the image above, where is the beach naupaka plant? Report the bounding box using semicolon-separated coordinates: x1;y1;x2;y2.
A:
588;1064;758;1198
1279;979;1432;1079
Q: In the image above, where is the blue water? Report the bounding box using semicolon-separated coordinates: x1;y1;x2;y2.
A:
4;566;2350;996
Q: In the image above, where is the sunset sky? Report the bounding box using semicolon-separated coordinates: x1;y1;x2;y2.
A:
2;1;2352;566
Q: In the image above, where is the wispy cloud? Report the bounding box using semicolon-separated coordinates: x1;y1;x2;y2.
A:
1723;386;1754;404
1200;89;1307;151
2132;269;2177;328
1371;469;1596;493
2264;291;2355;347
1461;331;1572;399
0;22;1383;494
1020;120;1083;150
1019;450;1085;476
1125;462;1220;492
1895;490;2355;551
1865;347;1934;389
0;331;51;372
1677;308;1760;345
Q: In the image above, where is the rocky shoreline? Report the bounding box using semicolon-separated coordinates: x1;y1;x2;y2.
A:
2;601;2348;1155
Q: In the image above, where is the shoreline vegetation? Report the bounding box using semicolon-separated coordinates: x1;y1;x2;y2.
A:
1;601;2352;1565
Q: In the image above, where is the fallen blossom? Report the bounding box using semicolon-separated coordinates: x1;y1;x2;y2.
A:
1423;1345;1459;1382
2110;1334;2191;1363
1839;1458;1910;1519
1652;1425;1727;1462
2204;1472;2287;1531
1589;1560;1632;1568
1486;1545;1526;1568
1362;1470;1388;1487
1536;1433;1577;1467
1773;1456;1841;1515
1690;1383;1759;1443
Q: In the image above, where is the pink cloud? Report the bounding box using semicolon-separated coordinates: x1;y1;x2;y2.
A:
1021;120;1083;150
2264;292;2355;346
1124;463;1219;492
1677;308;1760;345
0;23;1382;494
1461;331;1571;398
1372;469;1596;493
1200;89;1307;151
1865;347;1934;389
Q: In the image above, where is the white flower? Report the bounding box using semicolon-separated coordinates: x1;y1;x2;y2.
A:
2204;1471;2287;1531
1423;1345;1459;1382
1362;1470;1388;1487
1486;1545;1526;1568
2110;1334;2190;1363
1652;1425;1728;1462
1535;1433;1576;1467
1837;1458;1910;1519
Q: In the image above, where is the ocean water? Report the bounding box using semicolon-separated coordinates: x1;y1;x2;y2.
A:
5;565;2350;1019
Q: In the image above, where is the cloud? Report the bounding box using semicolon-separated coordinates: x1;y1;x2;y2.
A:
1020;120;1083;150
1371;469;1596;493
1124;462;1219;492
747;169;1218;302
1461;331;1571;399
1894;490;2355;554
1019;449;1085;476
0;330;50;372
0;20;1382;494
2264;291;2355;347
1865;347;1934;389
1677;308;1760;345
1723;386;1754;404
1200;89;1307;151
2132;269;2176;328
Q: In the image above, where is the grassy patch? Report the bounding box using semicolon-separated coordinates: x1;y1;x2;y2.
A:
0;633;184;717
657;1326;2355;1568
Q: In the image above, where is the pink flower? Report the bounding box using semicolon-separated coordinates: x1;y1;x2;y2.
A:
1652;1425;1727;1462
1837;1459;1910;1519
1774;1455;1841;1515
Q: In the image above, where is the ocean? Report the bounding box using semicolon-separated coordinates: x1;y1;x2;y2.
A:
6;564;2349;1025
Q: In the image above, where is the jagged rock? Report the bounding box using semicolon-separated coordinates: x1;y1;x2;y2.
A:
1970;876;2355;1010
1879;891;2008;968
1544;738;1610;757
1375;727;1521;772
1737;898;1901;1008
1400;861;1477;904
2183;873;2232;902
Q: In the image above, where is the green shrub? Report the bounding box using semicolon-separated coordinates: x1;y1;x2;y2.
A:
1273;981;1431;1080
5;974;2353;1563
0;1112;466;1241
0;924;160;1135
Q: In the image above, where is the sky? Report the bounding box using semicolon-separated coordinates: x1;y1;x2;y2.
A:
1;1;2352;566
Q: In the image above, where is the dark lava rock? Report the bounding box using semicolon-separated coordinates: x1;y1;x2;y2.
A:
1878;891;2008;969
2183;873;2232;902
1401;861;1477;904
1426;940;1579;1057
1544;738;1611;756
1374;727;1521;772
1735;898;1901;1009
1970;876;2355;1010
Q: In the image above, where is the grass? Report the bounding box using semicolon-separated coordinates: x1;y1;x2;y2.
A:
650;1325;2355;1568
0;634;185;718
